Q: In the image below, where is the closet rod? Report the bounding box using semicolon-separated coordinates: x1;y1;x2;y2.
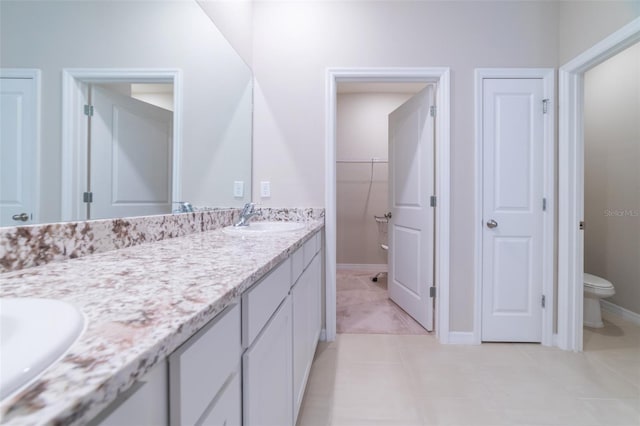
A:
336;159;388;164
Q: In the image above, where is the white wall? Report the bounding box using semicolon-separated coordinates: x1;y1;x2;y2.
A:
558;1;640;64
197;0;253;66
252;0;559;332
0;0;252;222
336;92;412;266
584;42;640;315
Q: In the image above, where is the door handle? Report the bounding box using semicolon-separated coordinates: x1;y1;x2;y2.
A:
486;219;498;229
12;213;29;222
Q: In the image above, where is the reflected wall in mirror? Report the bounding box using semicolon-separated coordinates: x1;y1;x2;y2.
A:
0;0;252;226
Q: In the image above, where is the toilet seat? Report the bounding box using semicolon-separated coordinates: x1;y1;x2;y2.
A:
584;273;614;290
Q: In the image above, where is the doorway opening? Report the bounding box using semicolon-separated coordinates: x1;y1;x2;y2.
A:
558;17;640;352
325;68;451;342
581;41;640;353
61;69;182;222
335;82;430;335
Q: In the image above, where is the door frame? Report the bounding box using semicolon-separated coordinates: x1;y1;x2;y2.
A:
0;68;42;224
558;17;640;352
61;68;183;221
325;67;451;342
474;68;555;346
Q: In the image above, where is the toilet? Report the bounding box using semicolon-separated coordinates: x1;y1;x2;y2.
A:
583;273;615;328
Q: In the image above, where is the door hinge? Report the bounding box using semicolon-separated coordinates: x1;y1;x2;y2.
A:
429;286;436;298
579;221;585;230
429;105;437;117
542;99;550;114
84;104;94;116
83;191;93;203
430;195;437;207
541;295;546;308
542;198;547;211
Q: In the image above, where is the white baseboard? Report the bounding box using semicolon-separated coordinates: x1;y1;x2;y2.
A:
447;331;477;345
601;300;640;326
319;329;328;341
337;263;387;272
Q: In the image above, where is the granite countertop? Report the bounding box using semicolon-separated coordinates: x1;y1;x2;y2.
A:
0;220;324;425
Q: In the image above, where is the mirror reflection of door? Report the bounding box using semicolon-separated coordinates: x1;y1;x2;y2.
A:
86;83;173;220
0;70;38;227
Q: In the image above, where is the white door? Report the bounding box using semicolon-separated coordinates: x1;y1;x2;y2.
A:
388;85;435;331
481;78;544;342
89;85;172;220
0;74;37;226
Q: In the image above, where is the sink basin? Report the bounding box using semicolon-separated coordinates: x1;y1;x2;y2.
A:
0;298;85;401
223;221;306;236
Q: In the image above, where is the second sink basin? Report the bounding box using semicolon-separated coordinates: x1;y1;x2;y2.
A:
223;221;306;236
0;298;85;401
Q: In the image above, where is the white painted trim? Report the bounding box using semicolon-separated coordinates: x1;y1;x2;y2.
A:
61;68;183;221
558;17;640;352
474;68;555;346
0;68;42;224
447;332;477;345
601;300;640;326
337;263;388;272
325;67;451;343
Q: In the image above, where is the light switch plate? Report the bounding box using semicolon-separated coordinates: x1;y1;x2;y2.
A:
260;181;271;198
233;181;244;197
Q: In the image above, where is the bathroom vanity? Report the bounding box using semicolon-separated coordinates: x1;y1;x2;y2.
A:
0;211;324;426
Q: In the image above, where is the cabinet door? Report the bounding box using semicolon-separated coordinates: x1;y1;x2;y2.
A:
200;372;241;426
308;254;322;347
89;360;168;426
243;296;293;426
292;271;311;419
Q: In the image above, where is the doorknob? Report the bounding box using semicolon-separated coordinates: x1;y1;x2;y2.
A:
12;213;29;222
486;219;498;229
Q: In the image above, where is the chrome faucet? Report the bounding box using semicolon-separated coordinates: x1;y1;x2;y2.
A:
235;202;261;227
172;201;194;214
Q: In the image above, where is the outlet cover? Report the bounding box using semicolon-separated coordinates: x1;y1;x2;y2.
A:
233;181;244;198
260;181;271;198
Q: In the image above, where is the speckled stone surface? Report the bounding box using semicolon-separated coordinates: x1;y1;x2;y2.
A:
0;217;324;425
0;210;239;273
0;207;325;274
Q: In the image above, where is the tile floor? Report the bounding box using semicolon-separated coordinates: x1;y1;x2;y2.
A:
297;311;640;426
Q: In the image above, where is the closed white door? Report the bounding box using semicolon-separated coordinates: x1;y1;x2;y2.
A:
481;78;544;342
388;84;435;331
89;85;172;220
0;74;37;226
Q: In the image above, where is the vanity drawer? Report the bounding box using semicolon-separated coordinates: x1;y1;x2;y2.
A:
291;245;305;286
169;303;241;426
303;232;320;268
242;258;291;348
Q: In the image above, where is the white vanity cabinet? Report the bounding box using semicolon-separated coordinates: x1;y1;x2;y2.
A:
291;234;322;422
169;303;242;426
242;231;322;426
89;360;169;426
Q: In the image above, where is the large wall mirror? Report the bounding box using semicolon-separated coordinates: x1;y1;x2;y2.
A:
0;0;252;226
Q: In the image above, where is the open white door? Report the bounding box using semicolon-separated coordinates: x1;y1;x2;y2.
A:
89;85;173;220
0;73;38;226
481;78;544;342
388;84;435;331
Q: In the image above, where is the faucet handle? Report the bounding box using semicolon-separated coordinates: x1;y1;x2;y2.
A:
241;202;255;215
172;201;194;213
